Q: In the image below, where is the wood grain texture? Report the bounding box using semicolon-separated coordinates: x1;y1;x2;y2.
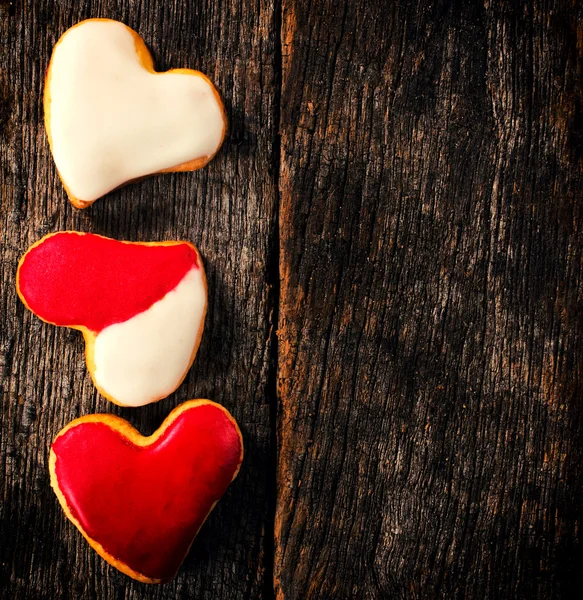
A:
276;1;583;598
0;1;278;599
3;0;583;598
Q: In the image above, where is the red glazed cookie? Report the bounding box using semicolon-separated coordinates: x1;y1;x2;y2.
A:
16;232;207;407
45;18;227;208
50;400;243;583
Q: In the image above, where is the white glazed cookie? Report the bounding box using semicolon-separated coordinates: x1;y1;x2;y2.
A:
45;19;227;207
16;232;208;407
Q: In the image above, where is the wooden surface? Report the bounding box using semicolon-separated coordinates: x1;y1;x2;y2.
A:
276;0;583;598
1;1;582;599
0;1;278;599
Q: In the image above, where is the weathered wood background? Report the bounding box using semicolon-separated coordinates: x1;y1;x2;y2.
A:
1;0;582;598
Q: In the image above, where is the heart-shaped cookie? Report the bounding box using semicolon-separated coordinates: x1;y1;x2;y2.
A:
16;232;207;407
50;400;243;583
45;18;227;207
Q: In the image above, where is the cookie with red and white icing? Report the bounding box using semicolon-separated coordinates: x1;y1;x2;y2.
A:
50;399;243;583
45;18;227;208
16;232;207;407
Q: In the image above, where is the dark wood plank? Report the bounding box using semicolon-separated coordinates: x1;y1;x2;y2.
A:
276;1;583;598
0;1;278;598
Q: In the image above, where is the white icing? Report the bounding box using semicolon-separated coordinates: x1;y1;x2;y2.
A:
92;267;206;407
47;20;225;202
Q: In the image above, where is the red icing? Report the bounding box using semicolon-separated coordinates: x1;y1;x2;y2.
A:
52;403;242;581
18;232;198;332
